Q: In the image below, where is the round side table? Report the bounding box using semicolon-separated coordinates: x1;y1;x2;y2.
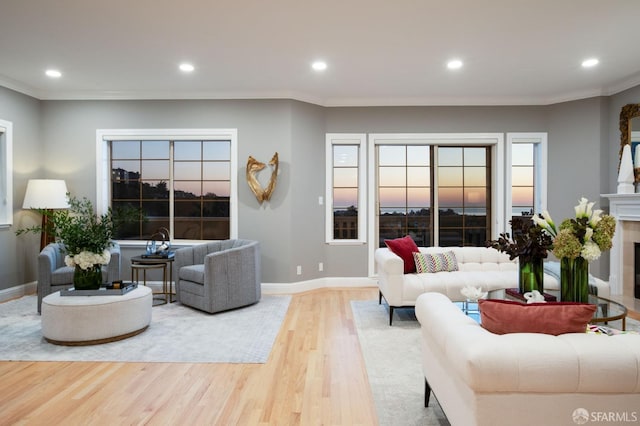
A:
130;255;175;305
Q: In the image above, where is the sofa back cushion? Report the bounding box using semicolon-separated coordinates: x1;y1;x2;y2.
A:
418;246;515;272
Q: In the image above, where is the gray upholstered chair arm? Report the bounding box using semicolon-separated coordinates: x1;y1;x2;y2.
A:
37;244;58;314
175;246;195;269
105;242;121;282
37;245;56;284
203;242;260;311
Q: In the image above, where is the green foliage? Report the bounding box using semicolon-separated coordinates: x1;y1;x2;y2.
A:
17;194;142;255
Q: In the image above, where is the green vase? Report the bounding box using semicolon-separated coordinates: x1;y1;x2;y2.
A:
518;257;544;294
73;265;103;290
560;256;589;303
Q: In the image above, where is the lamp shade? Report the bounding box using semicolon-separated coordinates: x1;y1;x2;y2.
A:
22;179;70;209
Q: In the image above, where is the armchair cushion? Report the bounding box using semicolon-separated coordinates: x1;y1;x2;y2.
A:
179;264;204;284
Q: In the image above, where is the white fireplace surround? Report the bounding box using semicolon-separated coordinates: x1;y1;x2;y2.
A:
603;193;640;297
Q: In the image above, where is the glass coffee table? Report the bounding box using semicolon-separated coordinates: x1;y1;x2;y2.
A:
500;289;628;331
587;294;628;331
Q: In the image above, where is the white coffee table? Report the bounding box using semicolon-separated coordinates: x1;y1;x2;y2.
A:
41;285;152;345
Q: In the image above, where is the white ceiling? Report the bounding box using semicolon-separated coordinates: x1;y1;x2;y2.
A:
1;0;640;106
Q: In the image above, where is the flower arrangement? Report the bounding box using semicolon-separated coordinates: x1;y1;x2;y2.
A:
17;195;133;269
486;216;554;262
532;197;616;262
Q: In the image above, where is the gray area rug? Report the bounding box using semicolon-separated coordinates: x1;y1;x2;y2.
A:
352;300;640;426
0;294;291;363
351;301;450;426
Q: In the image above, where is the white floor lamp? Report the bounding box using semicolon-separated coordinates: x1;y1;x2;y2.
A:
22;179;70;250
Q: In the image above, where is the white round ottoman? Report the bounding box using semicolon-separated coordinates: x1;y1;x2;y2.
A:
41;286;152;346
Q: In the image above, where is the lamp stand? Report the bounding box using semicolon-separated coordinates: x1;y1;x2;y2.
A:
40;209;55;251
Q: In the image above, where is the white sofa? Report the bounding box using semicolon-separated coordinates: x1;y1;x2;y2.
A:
375;246;609;325
416;292;640;426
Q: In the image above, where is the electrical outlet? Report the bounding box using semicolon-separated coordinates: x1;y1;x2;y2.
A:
296;265;302;275
318;262;324;272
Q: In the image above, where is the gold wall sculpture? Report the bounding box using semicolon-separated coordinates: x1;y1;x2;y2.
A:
246;152;279;203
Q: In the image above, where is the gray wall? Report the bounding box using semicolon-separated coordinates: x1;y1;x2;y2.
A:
2;85;638;290
0;86;41;290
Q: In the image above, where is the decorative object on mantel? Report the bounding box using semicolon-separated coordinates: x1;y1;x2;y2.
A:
17;194;139;290
246;152;279;203
486;216;553;294
534;197;616;302
619;103;640;183
617;144;635;194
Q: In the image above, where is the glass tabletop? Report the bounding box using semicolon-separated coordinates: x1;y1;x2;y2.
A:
588;294;627;325
487;290;628;330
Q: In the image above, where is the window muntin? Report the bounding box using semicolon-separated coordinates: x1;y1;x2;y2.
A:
377;144;490;248
437;146;490;247
111;139;231;241
99;129;237;243
507;133;547;222
326;134;367;244
511;143;535;217
378;144;431;247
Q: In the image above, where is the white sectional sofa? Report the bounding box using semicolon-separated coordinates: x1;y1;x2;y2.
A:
375;246;610;325
415;292;640;426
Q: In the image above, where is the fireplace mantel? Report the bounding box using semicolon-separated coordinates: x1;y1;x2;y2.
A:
602;193;640;296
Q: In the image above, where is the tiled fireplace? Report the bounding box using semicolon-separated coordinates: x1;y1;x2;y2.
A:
603;193;640;298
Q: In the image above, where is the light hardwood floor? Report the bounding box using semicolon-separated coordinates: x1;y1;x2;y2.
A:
0;288;380;426
2;287;639;425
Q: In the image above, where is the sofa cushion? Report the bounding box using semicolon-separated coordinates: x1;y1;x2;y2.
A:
384;236;419;274
479;299;597;335
414;251;458;273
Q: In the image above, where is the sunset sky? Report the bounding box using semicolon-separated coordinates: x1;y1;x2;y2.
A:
333;144;534;212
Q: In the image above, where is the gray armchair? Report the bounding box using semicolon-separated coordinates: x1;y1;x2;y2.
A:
175;239;261;314
37;242;121;313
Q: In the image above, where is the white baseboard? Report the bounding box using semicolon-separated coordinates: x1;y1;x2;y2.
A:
0;282;37;303
0;277;378;303
261;277;378;295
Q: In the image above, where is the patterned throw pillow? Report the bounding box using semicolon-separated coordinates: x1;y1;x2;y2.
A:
413;251;459;273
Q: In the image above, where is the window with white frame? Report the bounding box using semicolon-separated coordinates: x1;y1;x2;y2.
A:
325;134;367;244
367;133;504;276
97;129;238;242
0;119;13;227
506;133;547;222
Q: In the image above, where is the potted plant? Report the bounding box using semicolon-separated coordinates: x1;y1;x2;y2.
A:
533;197;616;302
18;194;138;290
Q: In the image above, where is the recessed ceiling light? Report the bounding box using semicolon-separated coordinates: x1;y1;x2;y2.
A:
45;69;62;78
179;63;195;72
582;58;599;68
312;61;327;71
447;59;463;70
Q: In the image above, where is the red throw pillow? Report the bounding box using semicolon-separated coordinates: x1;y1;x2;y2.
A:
384;236;419;274
478;299;596;335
